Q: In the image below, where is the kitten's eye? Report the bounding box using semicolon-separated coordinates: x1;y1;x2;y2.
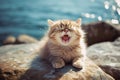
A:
51;28;58;32
60;29;64;32
68;28;71;31
68;28;73;31
54;27;59;31
55;28;58;31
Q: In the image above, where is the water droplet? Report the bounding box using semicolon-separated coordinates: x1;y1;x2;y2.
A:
115;0;120;7
117;8;120;15
84;13;95;18
111;19;119;24
91;14;95;18
104;1;110;9
84;13;90;18
98;16;102;21
112;5;116;11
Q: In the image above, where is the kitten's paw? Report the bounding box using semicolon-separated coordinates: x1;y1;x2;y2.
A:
72;58;83;69
52;58;65;69
72;61;82;69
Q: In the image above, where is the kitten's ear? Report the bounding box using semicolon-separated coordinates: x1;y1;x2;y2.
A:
76;18;82;25
48;19;54;26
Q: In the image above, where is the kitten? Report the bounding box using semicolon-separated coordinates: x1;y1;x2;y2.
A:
40;18;86;69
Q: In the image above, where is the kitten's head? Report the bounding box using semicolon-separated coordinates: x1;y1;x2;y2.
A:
48;19;84;46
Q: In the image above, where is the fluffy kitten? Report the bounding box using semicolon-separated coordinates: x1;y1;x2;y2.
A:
40;19;86;69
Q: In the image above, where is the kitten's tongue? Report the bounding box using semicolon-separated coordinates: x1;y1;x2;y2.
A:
61;35;70;42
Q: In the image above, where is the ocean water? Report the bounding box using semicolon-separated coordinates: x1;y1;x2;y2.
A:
0;0;120;45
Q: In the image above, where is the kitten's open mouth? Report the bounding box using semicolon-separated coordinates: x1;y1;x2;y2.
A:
61;35;70;42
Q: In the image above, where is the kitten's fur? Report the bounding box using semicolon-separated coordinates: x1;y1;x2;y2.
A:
40;19;86;69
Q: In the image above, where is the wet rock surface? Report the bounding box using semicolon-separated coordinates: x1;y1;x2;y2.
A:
0;42;114;80
87;37;120;80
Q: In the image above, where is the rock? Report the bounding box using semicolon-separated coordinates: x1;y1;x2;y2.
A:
3;36;16;45
108;23;120;35
87;37;120;80
82;21;120;46
2;35;39;45
17;34;38;43
0;42;114;80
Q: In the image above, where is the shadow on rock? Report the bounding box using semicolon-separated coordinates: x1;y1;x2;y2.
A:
19;56;81;80
19;55;115;80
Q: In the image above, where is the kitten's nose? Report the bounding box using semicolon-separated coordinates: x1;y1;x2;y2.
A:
64;29;68;33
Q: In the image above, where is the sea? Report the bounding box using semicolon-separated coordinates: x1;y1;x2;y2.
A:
0;0;120;45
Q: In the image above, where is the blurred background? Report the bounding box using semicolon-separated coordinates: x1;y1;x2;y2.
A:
0;0;120;45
